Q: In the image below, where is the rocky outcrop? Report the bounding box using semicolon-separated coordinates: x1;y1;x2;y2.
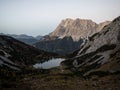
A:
61;16;120;75
49;18;110;41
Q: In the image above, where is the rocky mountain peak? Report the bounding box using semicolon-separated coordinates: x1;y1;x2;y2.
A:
34;18;111;54
49;18;110;41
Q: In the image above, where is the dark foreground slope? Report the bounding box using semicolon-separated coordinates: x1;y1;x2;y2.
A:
0;35;58;89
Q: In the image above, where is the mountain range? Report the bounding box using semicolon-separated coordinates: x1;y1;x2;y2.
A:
49;18;110;41
34;19;110;54
0;33;42;45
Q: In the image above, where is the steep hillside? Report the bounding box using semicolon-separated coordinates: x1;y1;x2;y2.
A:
0;35;58;89
61;16;120;75
0;35;57;70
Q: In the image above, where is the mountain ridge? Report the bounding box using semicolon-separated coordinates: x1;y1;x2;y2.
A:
34;18;110;54
49;18;111;41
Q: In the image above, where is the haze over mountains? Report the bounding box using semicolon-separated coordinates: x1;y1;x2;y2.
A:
0;33;42;45
34;18;110;54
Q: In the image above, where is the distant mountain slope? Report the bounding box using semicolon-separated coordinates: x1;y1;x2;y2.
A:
0;35;57;70
34;18;110;54
8;34;43;45
0;33;42;45
35;35;43;40
61;16;120;75
34;36;83;54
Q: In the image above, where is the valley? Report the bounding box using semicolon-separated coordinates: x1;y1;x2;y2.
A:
0;16;120;90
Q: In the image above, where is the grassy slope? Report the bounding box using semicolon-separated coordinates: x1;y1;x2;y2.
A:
1;67;120;90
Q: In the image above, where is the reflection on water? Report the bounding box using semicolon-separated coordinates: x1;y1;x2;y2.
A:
33;58;64;69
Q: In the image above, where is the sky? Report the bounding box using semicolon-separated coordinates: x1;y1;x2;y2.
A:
0;0;120;36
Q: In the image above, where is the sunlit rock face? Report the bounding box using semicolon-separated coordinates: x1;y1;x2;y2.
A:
49;18;110;41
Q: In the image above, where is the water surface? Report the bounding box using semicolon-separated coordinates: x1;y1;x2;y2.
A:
33;58;64;69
